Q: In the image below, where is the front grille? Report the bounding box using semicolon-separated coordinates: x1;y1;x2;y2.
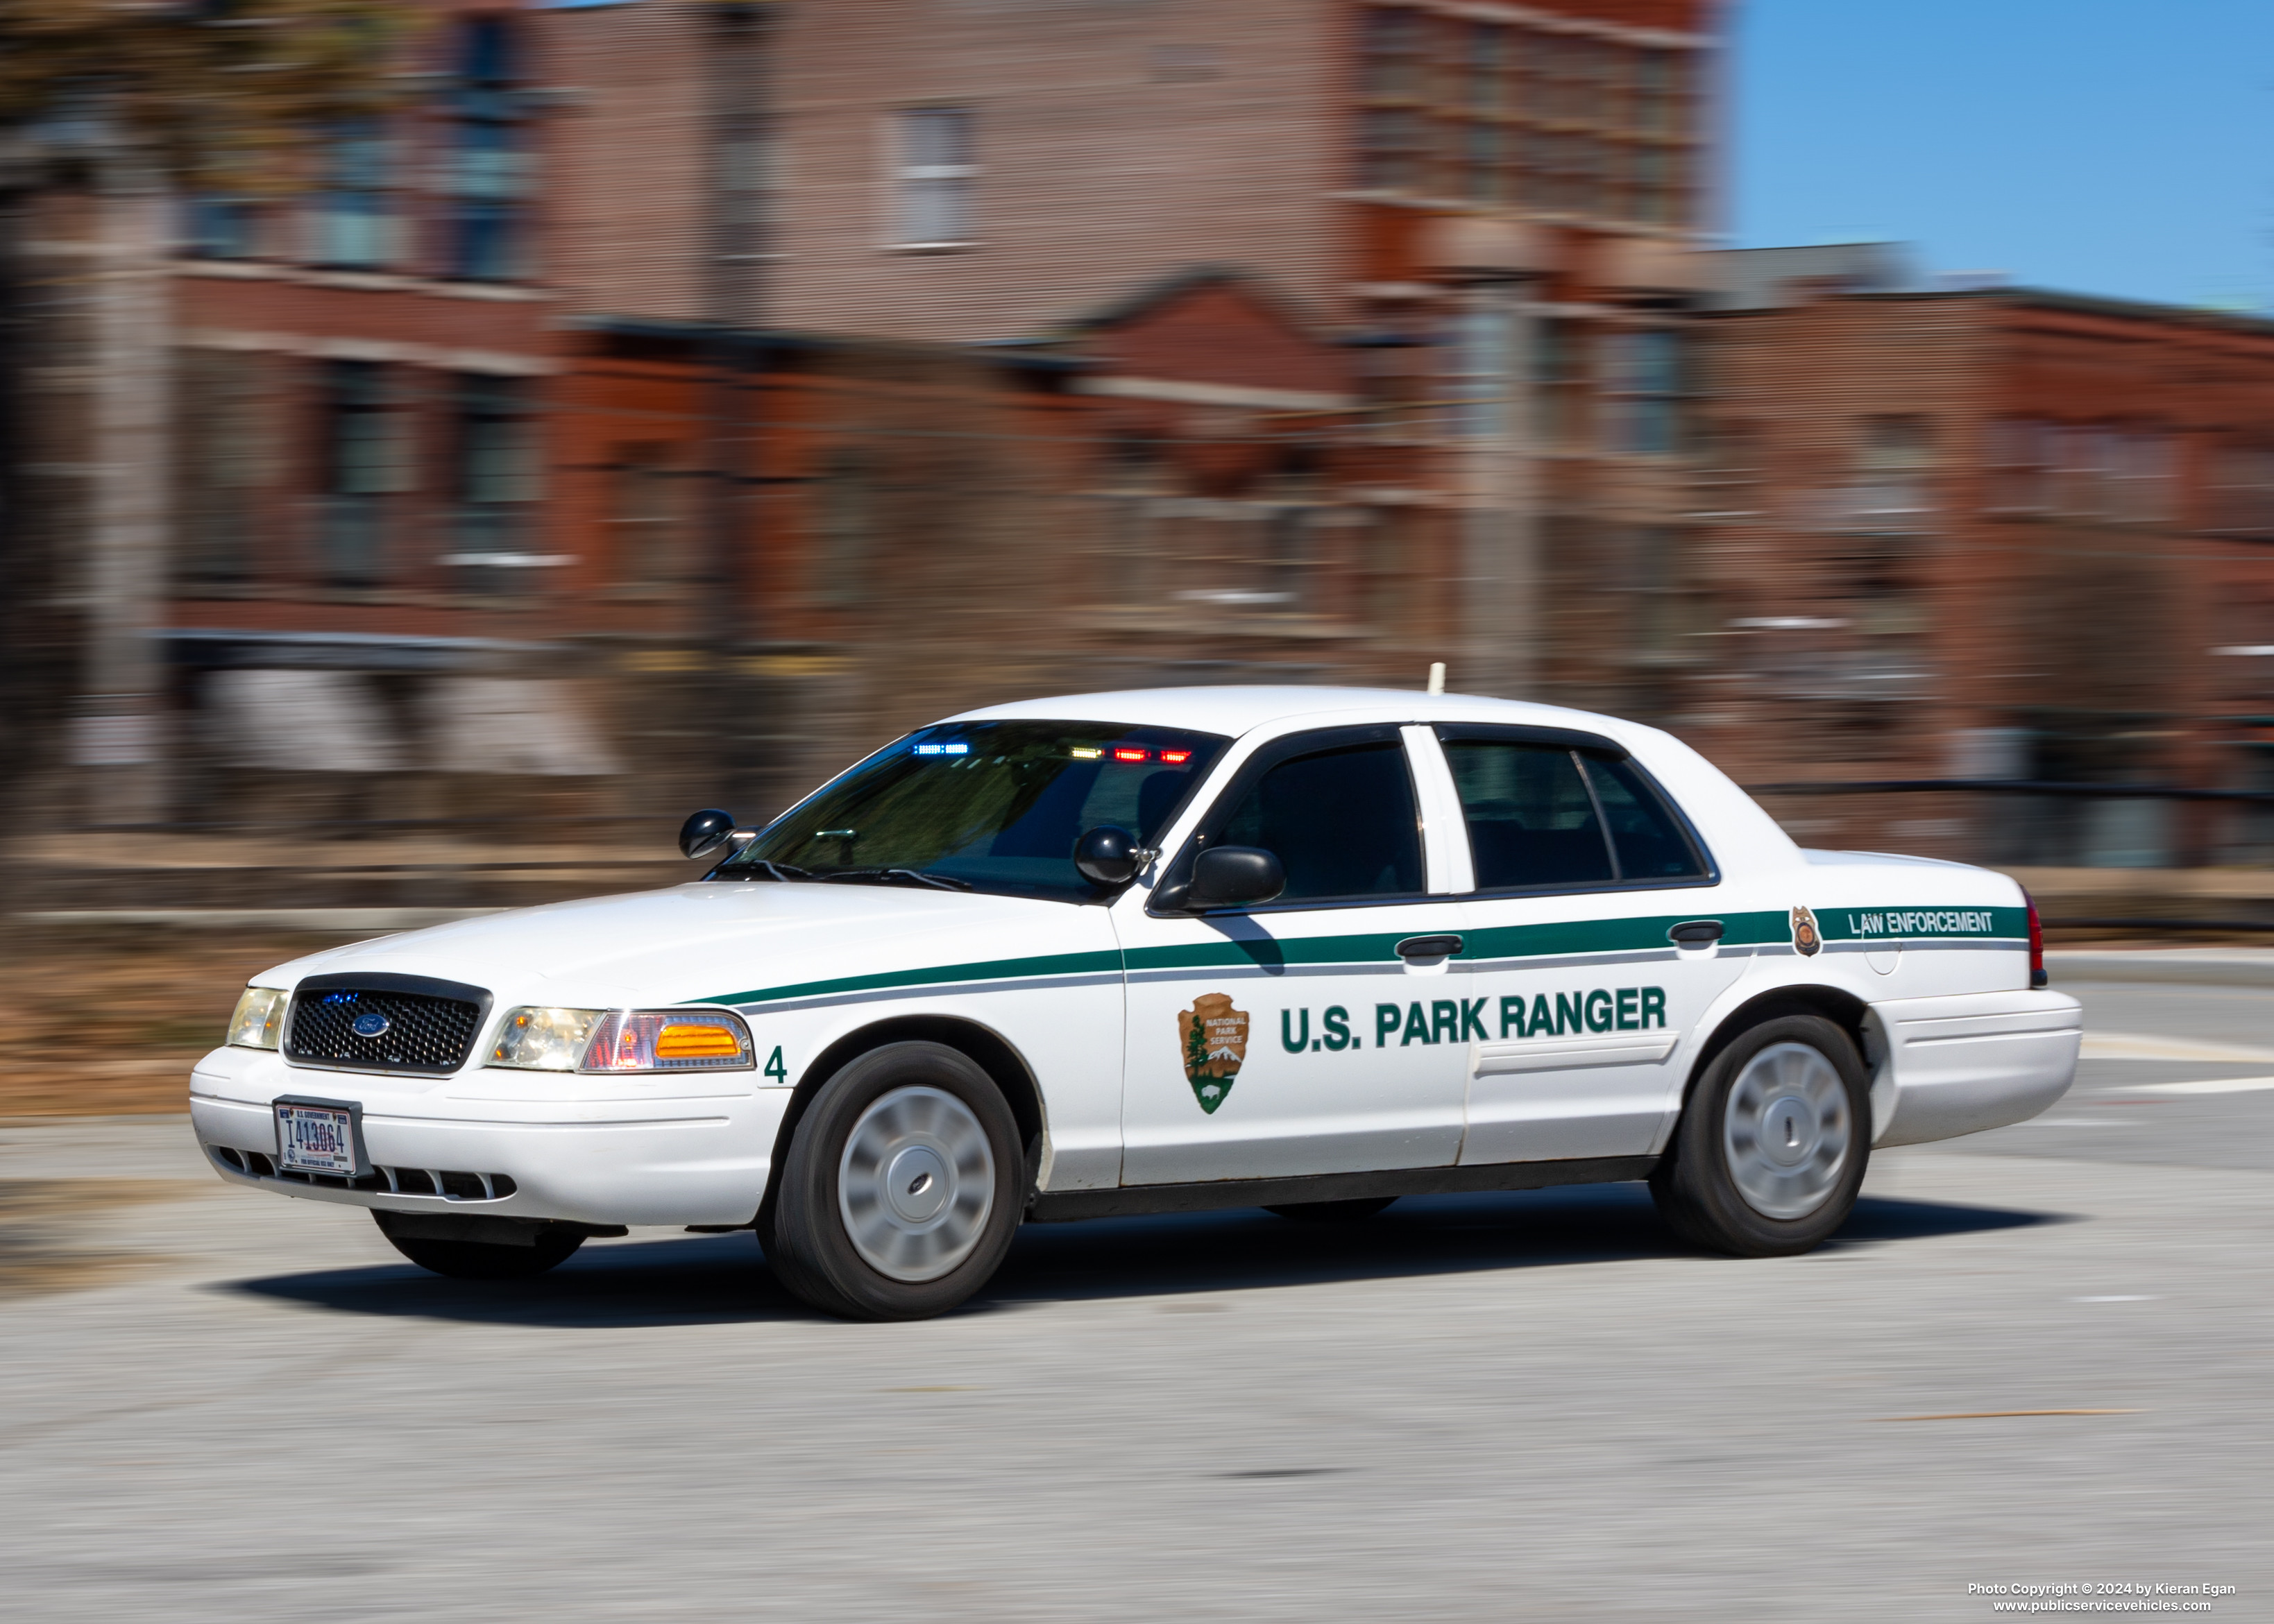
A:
285;972;490;1075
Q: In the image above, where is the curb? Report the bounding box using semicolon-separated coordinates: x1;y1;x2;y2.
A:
2047;949;2274;988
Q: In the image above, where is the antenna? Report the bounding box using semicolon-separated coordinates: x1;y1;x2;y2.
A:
1425;662;1446;695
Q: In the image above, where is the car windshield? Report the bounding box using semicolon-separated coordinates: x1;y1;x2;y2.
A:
715;721;1230;902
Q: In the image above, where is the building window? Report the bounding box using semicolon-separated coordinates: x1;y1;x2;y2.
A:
1447;295;1516;441
1458;23;1513;205
2211;445;2274;538
184;196;260;260
1355;8;1425;191
2110;430;2176;526
451;375;541;563
1360;8;1423;99
894;108;976;246
1855;415;1934;520
319;361;409;587
1604;328;1684;456
177;348;273;581
1355;20;1697;225
445;16;528;281
1536;319;1587;450
814;450;877;604
1986;418;2053;513
313;117;393;270
610;444;689;588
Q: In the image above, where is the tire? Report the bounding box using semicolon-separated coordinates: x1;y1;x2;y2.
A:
1263;1197;1398;1222
373;1211;584;1280
1650;1014;1869;1257
765;1041;1024;1322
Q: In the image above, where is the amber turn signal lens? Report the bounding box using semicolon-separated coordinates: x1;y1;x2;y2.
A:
656;1023;745;1060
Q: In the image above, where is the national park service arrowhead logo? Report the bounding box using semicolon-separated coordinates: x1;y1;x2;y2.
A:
1178;993;1250;1115
1792;904;1822;957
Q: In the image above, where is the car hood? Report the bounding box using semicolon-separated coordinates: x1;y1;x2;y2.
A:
255;882;1105;1010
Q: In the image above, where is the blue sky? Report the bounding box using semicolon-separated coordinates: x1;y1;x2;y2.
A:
1729;0;2274;309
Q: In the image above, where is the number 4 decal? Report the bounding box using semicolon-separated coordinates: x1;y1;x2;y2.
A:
764;1046;788;1084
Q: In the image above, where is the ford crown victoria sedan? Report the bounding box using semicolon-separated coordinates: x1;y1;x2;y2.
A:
192;687;2082;1319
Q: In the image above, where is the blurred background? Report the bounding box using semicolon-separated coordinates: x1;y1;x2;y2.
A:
5;0;2274;1110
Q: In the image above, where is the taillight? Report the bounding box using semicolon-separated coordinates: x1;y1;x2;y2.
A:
2025;889;2047;989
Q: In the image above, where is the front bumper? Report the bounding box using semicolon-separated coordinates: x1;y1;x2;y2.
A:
1866;988;2084;1147
190;1046;791;1228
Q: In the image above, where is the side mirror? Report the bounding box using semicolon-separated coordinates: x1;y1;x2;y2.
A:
1187;846;1285;910
1073;824;1144;886
679;808;736;860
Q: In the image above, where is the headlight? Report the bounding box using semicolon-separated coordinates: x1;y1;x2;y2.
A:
487;1007;754;1072
488;1007;606;1071
227;987;288;1050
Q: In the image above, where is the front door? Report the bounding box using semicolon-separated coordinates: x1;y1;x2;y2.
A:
1115;726;1472;1185
1429;726;1754;1164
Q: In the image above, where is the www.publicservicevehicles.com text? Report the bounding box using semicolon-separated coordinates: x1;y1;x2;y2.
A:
1973;1581;2236;1613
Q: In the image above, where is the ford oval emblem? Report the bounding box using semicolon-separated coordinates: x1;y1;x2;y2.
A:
350;1011;391;1039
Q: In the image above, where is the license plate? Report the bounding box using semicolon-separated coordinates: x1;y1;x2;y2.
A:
275;1100;360;1176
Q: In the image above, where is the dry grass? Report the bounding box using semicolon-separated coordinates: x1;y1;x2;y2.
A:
0;929;362;1116
0;1179;214;1296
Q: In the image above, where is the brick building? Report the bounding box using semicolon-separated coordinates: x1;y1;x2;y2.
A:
43;0;1736;830
542;0;1726;752
1690;255;2274;867
153;0;588;825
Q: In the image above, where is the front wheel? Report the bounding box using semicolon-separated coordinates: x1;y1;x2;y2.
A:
1650;1014;1869;1257
765;1042;1024;1321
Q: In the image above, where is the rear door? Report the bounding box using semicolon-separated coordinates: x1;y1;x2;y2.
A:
1114;725;1473;1185
1434;725;1752;1164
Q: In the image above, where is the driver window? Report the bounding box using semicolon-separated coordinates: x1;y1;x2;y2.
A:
1216;741;1423;903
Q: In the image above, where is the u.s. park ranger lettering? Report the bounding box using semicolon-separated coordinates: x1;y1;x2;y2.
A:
1273;986;1672;1053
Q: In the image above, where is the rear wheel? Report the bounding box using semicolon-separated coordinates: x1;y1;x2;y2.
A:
1651;1014;1869;1257
1264;1197;1398;1222
373;1211;584;1279
765;1041;1023;1321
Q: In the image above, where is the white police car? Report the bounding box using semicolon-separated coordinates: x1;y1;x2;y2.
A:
193;687;2081;1319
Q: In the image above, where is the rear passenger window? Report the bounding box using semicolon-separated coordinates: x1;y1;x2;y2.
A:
1441;737;1710;890
1443;742;1614;889
1582;755;1708;880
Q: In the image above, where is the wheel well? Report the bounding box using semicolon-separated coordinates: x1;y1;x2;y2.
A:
1683;985;1871;1110
755;1016;1046;1231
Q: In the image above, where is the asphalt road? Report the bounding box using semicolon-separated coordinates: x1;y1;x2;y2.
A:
2;975;2268;1622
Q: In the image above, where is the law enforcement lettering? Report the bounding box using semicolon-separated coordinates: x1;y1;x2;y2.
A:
1847;909;1996;937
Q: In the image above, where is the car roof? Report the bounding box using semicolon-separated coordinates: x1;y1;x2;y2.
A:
948;685;1654;744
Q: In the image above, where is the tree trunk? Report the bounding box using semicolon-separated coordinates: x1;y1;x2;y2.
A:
0;178;74;824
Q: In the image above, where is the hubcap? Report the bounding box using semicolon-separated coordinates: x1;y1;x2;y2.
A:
1722;1041;1851;1220
838;1085;996;1282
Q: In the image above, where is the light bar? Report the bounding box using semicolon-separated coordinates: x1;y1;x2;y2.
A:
914;742;970;756
1160;749;1192;764
1112;747;1149;762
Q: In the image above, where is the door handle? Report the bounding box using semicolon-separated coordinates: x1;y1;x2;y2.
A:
1395;934;1464;961
1668;920;1724;946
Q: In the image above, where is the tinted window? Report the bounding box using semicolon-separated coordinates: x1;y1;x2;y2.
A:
1444;741;1615;889
1581;755;1708;880
725;721;1226;902
1217;742;1423;902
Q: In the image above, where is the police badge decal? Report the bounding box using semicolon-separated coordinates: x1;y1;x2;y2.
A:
1791;904;1822;957
1178;993;1250;1114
